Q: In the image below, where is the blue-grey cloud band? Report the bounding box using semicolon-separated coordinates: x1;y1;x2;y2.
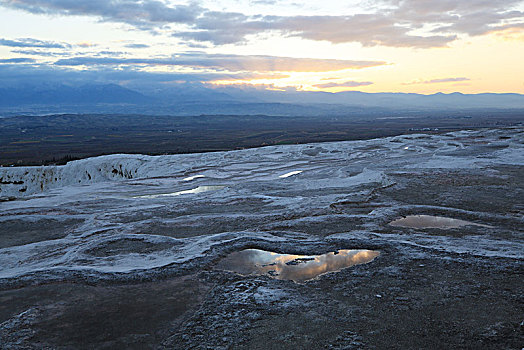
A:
0;38;71;49
52;54;386;72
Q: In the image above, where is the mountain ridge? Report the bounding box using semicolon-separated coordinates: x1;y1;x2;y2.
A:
1;83;523;111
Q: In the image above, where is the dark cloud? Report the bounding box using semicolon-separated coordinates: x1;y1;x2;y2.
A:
389;0;524;37
403;77;471;85
0;61;288;91
274;15;456;47
314;80;374;88
0;37;71;49
0;0;202;28
1;0;523;48
174;11;277;45
54;53;386;72
156;1;524;47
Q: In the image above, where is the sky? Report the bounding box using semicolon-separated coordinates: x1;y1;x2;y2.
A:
0;0;523;94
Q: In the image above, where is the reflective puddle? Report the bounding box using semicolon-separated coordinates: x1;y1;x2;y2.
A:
389;215;492;229
135;185;225;198
183;175;206;181
216;249;380;282
279;171;303;178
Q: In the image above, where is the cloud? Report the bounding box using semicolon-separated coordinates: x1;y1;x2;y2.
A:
54;53;386;72
0;57;36;63
314;80;374;88
0;0;202;28
427;77;471;84
251;0;277;4
191;1;523;47
124;43;150;49
0;37;71;49
274;14;456;48
1;0;523;48
10;49;70;57
389;0;524;37
94;51;127;57
77;42;97;48
172;12;455;47
173;11;277;45
403;77;471;85
0;61;288;88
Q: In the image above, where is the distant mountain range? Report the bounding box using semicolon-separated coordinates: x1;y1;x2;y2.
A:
245;90;524;109
1;83;524;115
0;84;152;106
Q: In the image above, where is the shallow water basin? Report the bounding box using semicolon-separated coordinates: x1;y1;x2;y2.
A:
389;215;491;229
183;175;206;181
135;185;225;198
216;249;380;282
279;171;303;178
